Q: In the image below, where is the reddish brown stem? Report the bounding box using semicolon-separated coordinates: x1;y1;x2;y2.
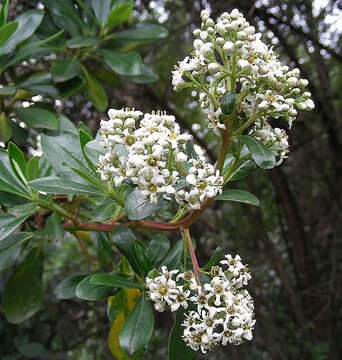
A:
182;227;200;280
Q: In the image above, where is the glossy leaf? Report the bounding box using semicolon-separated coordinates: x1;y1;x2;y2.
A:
90;231;116;265
84;139;104;165
46;213;64;242
51;57;81;83
2;246;43;324
0;112;12;143
75;274;117;300
16;72;59;98
101;49;142;76
8;202;37;217
78;128;98;173
28;176;104;196
106;0;133;30
161;240;183;269
25;156;40;181
134;241;151;275
8;142;26;180
0;213;34;242
126;64;158;84
54;274;89;299
215;189;260;206
201;247;223;271
228;159;258;181
239;135;276;169
41;0;83;36
111;226;141;274
0;0;9;27
0;150;29;196
112;22;168;41
91;0;111;27
90;273;142;289
82;66;108;111
0;232;33;272
108;288;141;359
125;189;163;220
14;107;58;130
168;308;196;360
146;234;170;266
57;76;85;98
0;21;18;46
119;295;154;357
92;202;117;221
66;36;99;49
0;10;44;55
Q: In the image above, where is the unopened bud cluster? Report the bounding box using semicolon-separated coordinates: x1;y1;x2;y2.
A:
146;254;255;353
172;8;315;163
97;108;223;209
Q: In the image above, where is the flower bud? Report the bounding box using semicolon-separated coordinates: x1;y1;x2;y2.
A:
223;41;234;53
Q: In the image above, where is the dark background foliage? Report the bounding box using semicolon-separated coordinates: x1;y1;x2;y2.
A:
0;0;341;359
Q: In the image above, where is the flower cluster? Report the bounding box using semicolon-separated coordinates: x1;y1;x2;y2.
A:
172;8;315;161
146;254;255;353
97;108;223;208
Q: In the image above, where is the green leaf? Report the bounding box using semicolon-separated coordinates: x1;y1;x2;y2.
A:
54;274;89;299
113;23;168;41
201;247;223;271
0;10;44;55
92;202;117;222
75;273;117;300
106;0;133;30
146;234;170;266
41;0;83;37
101;49;142;76
107;288;141;358
221;91;236;115
0;21;18;46
126;64;158;84
0;0;9;27
14;107;58;130
90;273;142;289
28;176;104;196
8;142;26;180
91;0;111;27
90;231;116;265
119;295;154;357
84;139;104;165
78;128;98;173
8;202;37;217
2;246;43;324
82;66;108;111
111;226;141;274
0;232;33;272
215;189;260;206
168;308;196;360
161;240;183;269
0;84;16;95
125;189;163;220
66;36;99;49
57;76;85;98
16;72;59;98
134;241;151;275
0;112;12;143
25;156;40;181
0;149;29;196
239;135;276;169
228;159;258;181
14;336;49;358
0;213;33;242
51;57;81;83
46;213;64;242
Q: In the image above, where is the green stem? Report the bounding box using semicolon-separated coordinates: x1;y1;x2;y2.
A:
233;99;261;136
